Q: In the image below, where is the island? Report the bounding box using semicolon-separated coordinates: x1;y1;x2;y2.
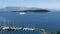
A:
12;9;50;12
20;9;49;12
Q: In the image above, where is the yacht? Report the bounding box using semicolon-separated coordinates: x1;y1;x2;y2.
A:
2;26;22;31
19;12;26;14
23;28;35;31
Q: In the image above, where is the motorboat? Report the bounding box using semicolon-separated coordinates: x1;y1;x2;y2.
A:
23;28;35;31
19;12;26;15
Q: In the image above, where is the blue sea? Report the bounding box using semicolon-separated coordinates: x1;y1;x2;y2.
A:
0;11;60;34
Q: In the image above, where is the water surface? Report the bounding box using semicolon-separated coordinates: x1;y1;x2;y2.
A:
0;11;60;34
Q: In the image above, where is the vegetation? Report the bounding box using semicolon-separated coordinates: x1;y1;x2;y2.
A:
50;32;54;34
57;30;60;34
50;30;60;34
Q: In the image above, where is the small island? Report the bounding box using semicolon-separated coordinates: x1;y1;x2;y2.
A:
20;9;49;12
12;9;50;12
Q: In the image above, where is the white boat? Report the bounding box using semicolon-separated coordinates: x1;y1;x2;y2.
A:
23;28;35;31
2;26;22;31
2;26;10;30
19;12;26;14
10;27;22;31
2;20;22;31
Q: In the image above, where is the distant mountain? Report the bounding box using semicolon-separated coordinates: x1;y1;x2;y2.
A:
0;7;49;11
0;7;20;11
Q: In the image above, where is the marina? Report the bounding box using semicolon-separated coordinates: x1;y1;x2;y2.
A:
0;19;49;34
0;26;49;34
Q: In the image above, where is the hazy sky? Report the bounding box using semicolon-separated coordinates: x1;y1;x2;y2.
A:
0;0;60;9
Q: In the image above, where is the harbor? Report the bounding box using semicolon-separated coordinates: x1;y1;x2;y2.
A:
0;18;50;34
0;12;58;34
0;26;50;34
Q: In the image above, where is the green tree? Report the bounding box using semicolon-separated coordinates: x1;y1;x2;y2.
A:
57;30;60;34
50;32;54;34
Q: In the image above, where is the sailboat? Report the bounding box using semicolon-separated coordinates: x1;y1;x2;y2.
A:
0;19;50;34
2;20;10;31
23;27;35;31
2;20;22;31
0;19;7;31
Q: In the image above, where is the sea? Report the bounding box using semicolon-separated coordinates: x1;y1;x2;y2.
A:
0;11;60;34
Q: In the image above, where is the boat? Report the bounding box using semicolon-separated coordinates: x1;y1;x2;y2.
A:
2;26;10;30
2;26;22;31
2;20;22;31
19;12;26;14
9;27;22;31
0;19;49;34
23;28;35;31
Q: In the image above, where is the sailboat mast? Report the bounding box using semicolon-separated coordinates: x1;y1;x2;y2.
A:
8;20;9;26
13;20;14;27
3;19;6;26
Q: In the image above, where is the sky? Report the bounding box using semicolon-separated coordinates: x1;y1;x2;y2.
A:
0;0;60;9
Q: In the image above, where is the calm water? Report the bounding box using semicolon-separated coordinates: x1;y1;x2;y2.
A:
0;11;60;34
